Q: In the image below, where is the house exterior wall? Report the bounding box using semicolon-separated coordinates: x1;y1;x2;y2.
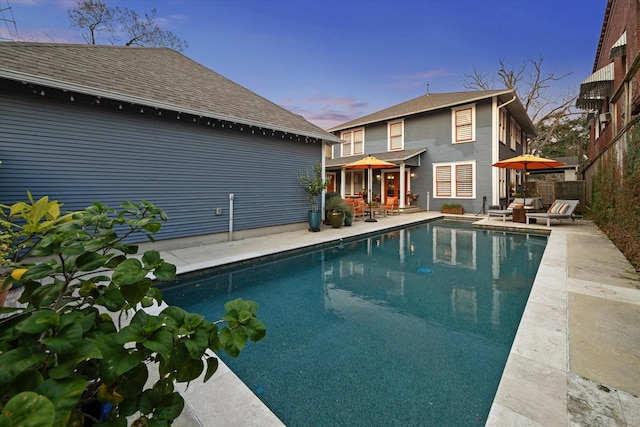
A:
332;98;511;213
580;0;640;205
0;88;319;243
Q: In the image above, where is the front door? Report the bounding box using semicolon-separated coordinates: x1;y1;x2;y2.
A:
385;173;399;200
326;172;336;193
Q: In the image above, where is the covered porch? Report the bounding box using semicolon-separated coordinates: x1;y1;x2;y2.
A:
325;148;426;209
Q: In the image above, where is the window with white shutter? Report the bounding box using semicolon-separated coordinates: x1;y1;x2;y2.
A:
341;128;364;156
388;121;403;151
353;129;363;155
433;161;476;198
452;104;476;143
456;164;473;197
436;166;452;197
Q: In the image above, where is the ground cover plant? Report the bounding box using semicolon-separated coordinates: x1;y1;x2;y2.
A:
0;195;265;426
591;121;640;272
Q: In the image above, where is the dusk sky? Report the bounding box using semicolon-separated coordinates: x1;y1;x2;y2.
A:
1;0;606;129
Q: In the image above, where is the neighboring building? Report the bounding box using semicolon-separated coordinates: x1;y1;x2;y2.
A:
0;42;343;244
576;0;640;204
327;90;536;212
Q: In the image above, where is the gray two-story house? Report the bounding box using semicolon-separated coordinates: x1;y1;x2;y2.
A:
0;42;343;244
327;90;536;213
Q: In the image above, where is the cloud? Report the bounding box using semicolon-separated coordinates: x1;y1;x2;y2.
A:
279;95;369;130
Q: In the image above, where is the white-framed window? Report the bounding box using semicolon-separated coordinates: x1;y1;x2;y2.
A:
499;109;507;144
452;104;476;143
509;119;522;150
340;129;364;157
433;161;476;198
388;120;404;151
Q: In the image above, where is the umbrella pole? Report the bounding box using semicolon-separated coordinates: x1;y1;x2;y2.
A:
523;164;527;200
365;165;377;222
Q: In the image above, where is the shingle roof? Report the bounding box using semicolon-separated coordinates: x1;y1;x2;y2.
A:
0;42;342;143
329;89;536;136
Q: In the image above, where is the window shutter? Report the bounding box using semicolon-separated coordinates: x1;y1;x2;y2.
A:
456;164;473;196
389;122;402;150
341;131;352;156
353;130;363;154
455;108;472;142
436;166;452;196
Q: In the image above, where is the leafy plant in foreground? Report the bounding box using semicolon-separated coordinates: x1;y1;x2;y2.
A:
0;196;265;426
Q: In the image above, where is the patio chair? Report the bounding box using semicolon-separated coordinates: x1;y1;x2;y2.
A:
486;198;526;222
383;197;400;216
526;199;580;227
344;199;366;221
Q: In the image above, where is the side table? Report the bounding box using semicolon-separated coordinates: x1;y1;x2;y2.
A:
512;207;526;223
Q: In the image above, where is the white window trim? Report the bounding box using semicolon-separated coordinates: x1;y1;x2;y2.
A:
340;128;365;157
451;104;476;143
432;161;477;199
387;119;404;151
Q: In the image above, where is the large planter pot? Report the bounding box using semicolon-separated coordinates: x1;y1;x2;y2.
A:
308;210;322;232
344;215;353;226
327;210;345;228
441;207;464;214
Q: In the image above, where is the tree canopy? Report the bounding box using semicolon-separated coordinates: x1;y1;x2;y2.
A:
68;0;188;52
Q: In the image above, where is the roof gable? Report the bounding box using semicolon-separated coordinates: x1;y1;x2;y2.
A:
0;42;342;143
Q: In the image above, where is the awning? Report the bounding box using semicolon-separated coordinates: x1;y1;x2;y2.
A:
576;63;614;110
610;32;626;59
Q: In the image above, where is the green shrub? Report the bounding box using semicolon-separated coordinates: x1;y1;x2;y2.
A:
0;195;265;425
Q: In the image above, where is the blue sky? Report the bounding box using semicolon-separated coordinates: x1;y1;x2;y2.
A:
1;0;605;129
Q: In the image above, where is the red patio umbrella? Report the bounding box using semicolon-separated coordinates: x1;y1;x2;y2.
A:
492;154;565;200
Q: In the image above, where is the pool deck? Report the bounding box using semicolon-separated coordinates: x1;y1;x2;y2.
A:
144;211;640;426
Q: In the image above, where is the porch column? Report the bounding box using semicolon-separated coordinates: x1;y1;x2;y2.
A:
399;163;406;208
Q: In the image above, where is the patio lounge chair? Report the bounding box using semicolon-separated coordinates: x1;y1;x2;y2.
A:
526;199;580;227
487;198;530;222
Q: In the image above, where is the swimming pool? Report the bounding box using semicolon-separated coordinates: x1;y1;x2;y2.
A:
161;220;547;426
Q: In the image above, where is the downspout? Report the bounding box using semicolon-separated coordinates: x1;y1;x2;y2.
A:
228;193;234;242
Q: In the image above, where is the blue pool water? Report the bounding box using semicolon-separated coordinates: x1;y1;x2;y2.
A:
161;220;547;426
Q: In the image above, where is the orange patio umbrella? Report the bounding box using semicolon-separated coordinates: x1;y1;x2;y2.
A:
492;154;566;199
345;156;397;222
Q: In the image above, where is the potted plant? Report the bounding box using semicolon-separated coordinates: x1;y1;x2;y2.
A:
0;194;265;426
343;206;354;226
441;203;464;214
325;194;347;228
297;162;331;232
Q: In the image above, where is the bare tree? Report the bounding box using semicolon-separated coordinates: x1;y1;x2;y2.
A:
67;0;115;45
67;0;187;52
117;8;187;51
463;56;577;153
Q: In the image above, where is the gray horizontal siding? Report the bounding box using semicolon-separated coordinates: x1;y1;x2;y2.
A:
0;93;320;241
